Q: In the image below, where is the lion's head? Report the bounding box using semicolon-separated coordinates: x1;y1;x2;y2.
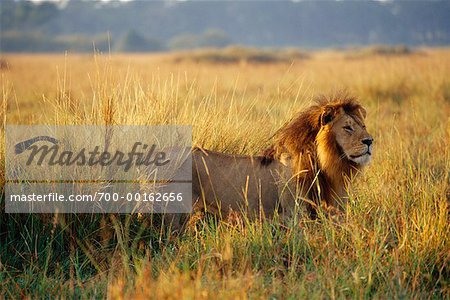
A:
316;98;373;168
263;94;373;208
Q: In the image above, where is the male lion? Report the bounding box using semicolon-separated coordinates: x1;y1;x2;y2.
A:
262;95;373;216
168;95;373;229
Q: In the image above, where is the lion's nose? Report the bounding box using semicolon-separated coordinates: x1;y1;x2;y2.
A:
362;138;373;146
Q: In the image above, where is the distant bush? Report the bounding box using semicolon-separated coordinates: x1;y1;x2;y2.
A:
169;34;200;50
367;45;412;55
344;45;418;59
198;29;232;48
173;46;310;64
169;29;232;50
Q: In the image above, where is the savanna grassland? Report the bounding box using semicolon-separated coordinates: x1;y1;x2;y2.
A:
0;48;449;299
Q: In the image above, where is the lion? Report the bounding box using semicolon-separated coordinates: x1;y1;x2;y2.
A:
167;95;373;229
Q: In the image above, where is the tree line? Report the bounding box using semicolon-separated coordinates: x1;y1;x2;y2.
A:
1;0;449;53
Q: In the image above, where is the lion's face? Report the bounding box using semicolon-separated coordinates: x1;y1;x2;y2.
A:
331;112;373;166
317;104;373;167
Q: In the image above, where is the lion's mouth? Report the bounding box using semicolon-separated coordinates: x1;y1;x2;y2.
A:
350;151;371;159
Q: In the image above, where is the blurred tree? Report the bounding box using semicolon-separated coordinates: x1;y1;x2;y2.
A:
0;1;58;30
114;30;164;52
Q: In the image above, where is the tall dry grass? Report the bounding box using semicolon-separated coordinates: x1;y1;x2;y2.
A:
0;49;449;298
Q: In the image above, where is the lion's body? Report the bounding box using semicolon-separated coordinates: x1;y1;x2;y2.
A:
191;148;291;218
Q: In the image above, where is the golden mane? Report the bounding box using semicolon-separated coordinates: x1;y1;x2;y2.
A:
263;94;368;212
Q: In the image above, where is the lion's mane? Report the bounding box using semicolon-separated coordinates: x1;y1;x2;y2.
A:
263;94;367;211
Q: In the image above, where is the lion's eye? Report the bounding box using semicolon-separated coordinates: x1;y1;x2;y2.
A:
343;126;354;132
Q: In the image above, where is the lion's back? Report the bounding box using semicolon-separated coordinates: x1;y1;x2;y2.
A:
191;148;282;217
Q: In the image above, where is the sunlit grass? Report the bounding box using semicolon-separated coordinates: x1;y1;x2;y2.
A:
1;48;449;298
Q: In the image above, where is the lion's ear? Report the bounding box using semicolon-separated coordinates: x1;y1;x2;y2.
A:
320;107;335;126
358;106;367;119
